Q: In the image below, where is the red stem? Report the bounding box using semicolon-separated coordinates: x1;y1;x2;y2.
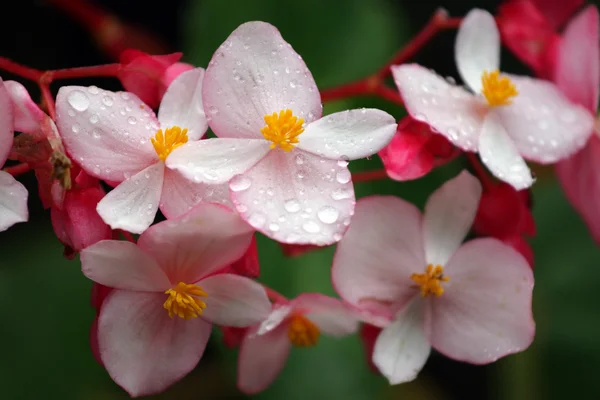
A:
45;64;121;80
352;169;389;183
0;57;43;81
47;0;108;31
40;84;56;120
374;85;404;106
320;79;373;103
264;286;288;304
3;163;31;176
465;152;494;189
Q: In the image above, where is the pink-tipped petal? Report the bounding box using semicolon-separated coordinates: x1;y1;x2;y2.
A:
479;114;534;190
0;78;13;165
81;240;170;291
55;86;158;182
237;325;291;394
4;80;45;134
137;202;254;283
96;162;164;234
166;138;271;184
158;68;208;141
423;170;482;267
203;21;321;139
297;109;396;160
392;64;484;152
292;293;359;336
231;149;354;245
98;290;212;397
455;9;501;93
428;238;535;364
0;171;28;231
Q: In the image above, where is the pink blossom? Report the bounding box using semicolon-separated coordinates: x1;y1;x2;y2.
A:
237;293;358;394
393;9;593;190
55;67;231;234
166;21;397;245
331;171;535;384
80;203;271;397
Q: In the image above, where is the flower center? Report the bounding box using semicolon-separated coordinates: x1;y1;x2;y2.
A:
287;314;320;347
261;109;304;152
151;126;188;161
481;70;518;107
411;264;449;297
163;282;208;320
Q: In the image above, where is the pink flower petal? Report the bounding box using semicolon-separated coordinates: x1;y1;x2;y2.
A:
373;299;431;385
98;290;212;397
137;202;254;283
0;171;28;232
198;274;270;327
428;238;535;364
332;196;425;315
4;80;45;134
534;0;585;29
237;325;291;394
292;293;358;336
157;68;208;141
97;162;164;234
231;149;354;245
423;170;482;267
81;240;170;291
203;21;321;139
55;86;158;182
0;78;13;165
296;109;396;160
479;113;534;190
455;9;501;93
166;138;271;184
392;64;484;152
257;305;293;335
497;75;594;163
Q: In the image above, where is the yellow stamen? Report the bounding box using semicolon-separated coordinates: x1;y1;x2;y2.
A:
151;126;189;161
287;314;320;347
260;109;304;152
481;70;518;107
411;264;450;297
163;282;208;320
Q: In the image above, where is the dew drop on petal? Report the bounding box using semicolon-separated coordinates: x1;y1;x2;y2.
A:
335;169;351;184
68;90;90;112
317;206;339;224
248;213;266;228
268;223;280;232
89;114;99;124
72;124;80;134
102;95;114;107
230;175;252;192
284;199;301;213
128;116;137;125
302;221;321;233
88;86;99;95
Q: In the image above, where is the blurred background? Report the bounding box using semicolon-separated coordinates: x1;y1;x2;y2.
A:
0;0;599;398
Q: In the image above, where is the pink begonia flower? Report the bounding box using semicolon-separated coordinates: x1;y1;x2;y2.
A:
237;293;358;394
166;21;397;245
0;78;28;231
56;67;231;234
80;202;271;397
393;9;594;190
331;171;535;384
554;6;600;242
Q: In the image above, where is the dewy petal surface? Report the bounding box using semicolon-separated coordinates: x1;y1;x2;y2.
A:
455;9;501;93
392;64;485;152
0;78;13;165
55;86;158;182
0;171;28;232
292;293;359;337
231;149;354;245
202;21;322;139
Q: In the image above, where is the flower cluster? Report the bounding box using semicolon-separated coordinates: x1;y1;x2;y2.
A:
0;1;597;396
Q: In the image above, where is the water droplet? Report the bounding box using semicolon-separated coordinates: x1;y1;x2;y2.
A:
414;113;428;122
248;213;266;228
284;199;301;213
92;129;101;139
68;90;90;112
128;116;137;125
102;95;114;107
295;154;305;165
317;206;339;224
229;175;252;192
302;221;321;233
337;156;349;167
72;124;80;134
209;106;219;115
88;86;99;94
289;80;297;89
268;223;280;232
120;92;130;100
331;188;352;200
67;109;75;117
336;169;351;184
89;114;99;124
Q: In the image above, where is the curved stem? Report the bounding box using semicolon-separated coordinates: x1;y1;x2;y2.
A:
3;163;31;176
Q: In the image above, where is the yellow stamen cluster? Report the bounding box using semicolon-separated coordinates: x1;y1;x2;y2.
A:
411;264;450;297
481;70;518;107
261;109;304;152
287;314;320;347
151;126;189;161
163;282;208;320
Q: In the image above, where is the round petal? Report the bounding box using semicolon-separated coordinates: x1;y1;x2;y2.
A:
166;138;271;184
496;75;595;164
98;290;212;397
203;21;322;139
296;109;396;160
0;78;14;165
479;113;535;190
423;170;482;267
4;80;45;134
391;64;485;152
55;86;158;182
231;149;354;245
137;202;254;284
427;238;535;364
292;293;359;337
96;162;164;234
158;68;208;141
237;325;291;394
0;171;28;232
455;9;501;93
81;240;170;291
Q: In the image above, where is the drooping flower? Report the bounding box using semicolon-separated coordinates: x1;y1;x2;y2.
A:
237;293;358;394
80;202;271;397
393;9;594;190
166;21;397;245
56;68;231;234
331;171;535;384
